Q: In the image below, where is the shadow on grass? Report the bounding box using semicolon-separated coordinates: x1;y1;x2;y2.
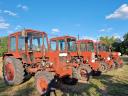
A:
40;75;112;96
1;72;128;96
14;86;35;96
0;78;37;96
0;79;10;93
13;80;37;96
98;74;128;96
107;83;128;96
56;81;90;96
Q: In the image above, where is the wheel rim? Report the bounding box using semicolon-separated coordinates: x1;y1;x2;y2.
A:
36;77;48;94
5;63;14;81
100;64;107;72
80;68;88;81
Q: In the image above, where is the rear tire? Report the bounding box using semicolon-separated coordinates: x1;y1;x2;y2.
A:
3;56;25;85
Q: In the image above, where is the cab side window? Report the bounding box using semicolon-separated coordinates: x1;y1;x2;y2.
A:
51;41;57;51
10;36;16;51
44;36;48;50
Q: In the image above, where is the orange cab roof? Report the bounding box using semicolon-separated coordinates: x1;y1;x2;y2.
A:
77;39;93;43
9;29;47;36
50;36;76;41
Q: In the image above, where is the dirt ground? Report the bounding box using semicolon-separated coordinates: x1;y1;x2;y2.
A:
0;57;128;96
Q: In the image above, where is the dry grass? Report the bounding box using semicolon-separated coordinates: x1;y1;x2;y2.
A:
0;57;128;96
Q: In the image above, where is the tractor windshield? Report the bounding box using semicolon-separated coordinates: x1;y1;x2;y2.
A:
80;43;86;51
80;42;94;52
30;34;43;51
18;33;46;51
87;42;94;52
67;38;77;52
98;44;109;52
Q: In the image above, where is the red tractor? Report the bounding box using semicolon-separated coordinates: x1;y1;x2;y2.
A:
2;29;79;95
50;36;91;82
75;40;106;74
95;41;116;70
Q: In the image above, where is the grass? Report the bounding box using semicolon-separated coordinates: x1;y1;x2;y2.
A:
0;57;128;96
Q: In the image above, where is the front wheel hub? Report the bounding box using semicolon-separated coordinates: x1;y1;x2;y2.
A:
80;68;88;81
36;77;48;94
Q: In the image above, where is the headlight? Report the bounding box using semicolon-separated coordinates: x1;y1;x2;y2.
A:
91;52;95;62
66;60;70;63
118;52;121;56
107;57;110;60
91;59;95;63
59;53;67;57
50;62;53;66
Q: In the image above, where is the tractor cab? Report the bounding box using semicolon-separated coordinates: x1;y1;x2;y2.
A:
77;40;95;63
49;36;76;58
96;42;111;61
50;36;76;52
5;29;48;65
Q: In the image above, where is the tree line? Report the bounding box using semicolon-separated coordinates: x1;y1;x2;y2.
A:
100;32;128;55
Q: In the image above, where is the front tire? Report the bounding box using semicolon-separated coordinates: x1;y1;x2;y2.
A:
35;71;54;95
99;62;108;73
73;64;92;82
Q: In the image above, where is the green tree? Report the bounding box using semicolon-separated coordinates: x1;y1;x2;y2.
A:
0;37;8;56
99;36;116;46
112;32;128;55
112;38;122;52
121;32;128;55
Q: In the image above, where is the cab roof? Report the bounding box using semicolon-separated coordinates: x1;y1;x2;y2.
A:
77;39;93;43
95;41;107;45
9;29;47;36
50;36;76;41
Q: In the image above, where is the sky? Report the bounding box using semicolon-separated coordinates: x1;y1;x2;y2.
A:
0;0;128;40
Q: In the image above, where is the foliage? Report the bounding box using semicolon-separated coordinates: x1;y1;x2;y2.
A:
99;34;128;55
121;32;128;55
112;32;128;55
99;36;116;46
0;37;8;56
